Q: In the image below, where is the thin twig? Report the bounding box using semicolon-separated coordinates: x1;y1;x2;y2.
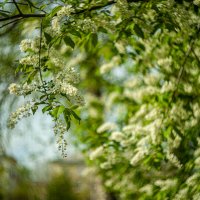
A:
0;9;11;13
0;13;45;22
0;17;22;29
171;39;196;101
13;0;23;14
38;18;49;98
74;0;144;14
192;48;200;65
0;22;18;36
3;1;28;5
0;0;143;22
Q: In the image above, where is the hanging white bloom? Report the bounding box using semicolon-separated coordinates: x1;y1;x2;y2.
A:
89;146;104;160
100;162;111;169
186;174;199;186
51;17;61;33
154;179;177;191
115;41;126;54
174;188;188;200
161;81;174;93
130;148;147;166
166;152;182;168
97;122;117;133
109;131;124;142
7;102;32;129
139;184;153;195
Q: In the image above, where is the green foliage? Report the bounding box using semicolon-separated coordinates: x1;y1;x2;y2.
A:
46;174;79;200
1;0;200;199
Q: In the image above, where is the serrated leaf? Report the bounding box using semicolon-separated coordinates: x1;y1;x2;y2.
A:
63;36;75;49
134;24;144;39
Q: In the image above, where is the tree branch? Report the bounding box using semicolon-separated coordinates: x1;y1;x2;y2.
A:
0;0;143;22
0;17;22;29
38;18;49;99
4;1;28;5
0;9;11;13
13;0;22;14
0;13;45;22
74;0;144;15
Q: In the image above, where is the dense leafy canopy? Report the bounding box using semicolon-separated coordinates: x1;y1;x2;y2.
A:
1;0;200;199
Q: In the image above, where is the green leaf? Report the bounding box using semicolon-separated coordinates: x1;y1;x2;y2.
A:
70;110;81;122
70;105;79;110
90;33;98;47
32;105;38;115
50;106;59;119
57;105;65;118
70;30;82;38
63;110;71;130
26;0;34;7
134;24;144;39
50;6;62;17
44;32;52;45
63;36;75;49
42;105;52;113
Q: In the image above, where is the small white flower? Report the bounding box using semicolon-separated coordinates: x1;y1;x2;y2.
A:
8;83;20;95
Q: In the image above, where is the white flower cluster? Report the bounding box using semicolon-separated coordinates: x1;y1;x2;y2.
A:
19;55;39;66
97;122;118;133
57;5;74;18
161;81;175;93
8;82;37;96
7;102;32;129
53;67;84;106
77;18;97;33
8;83;21;95
19;38;39;52
166;151;182;169
109;131;124;142
89;146;104;160
60;83;78;96
193;0;200;6
100;56;121;74
154;179;177;191
54;120;68;157
51;5;74;33
52;17;61;33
